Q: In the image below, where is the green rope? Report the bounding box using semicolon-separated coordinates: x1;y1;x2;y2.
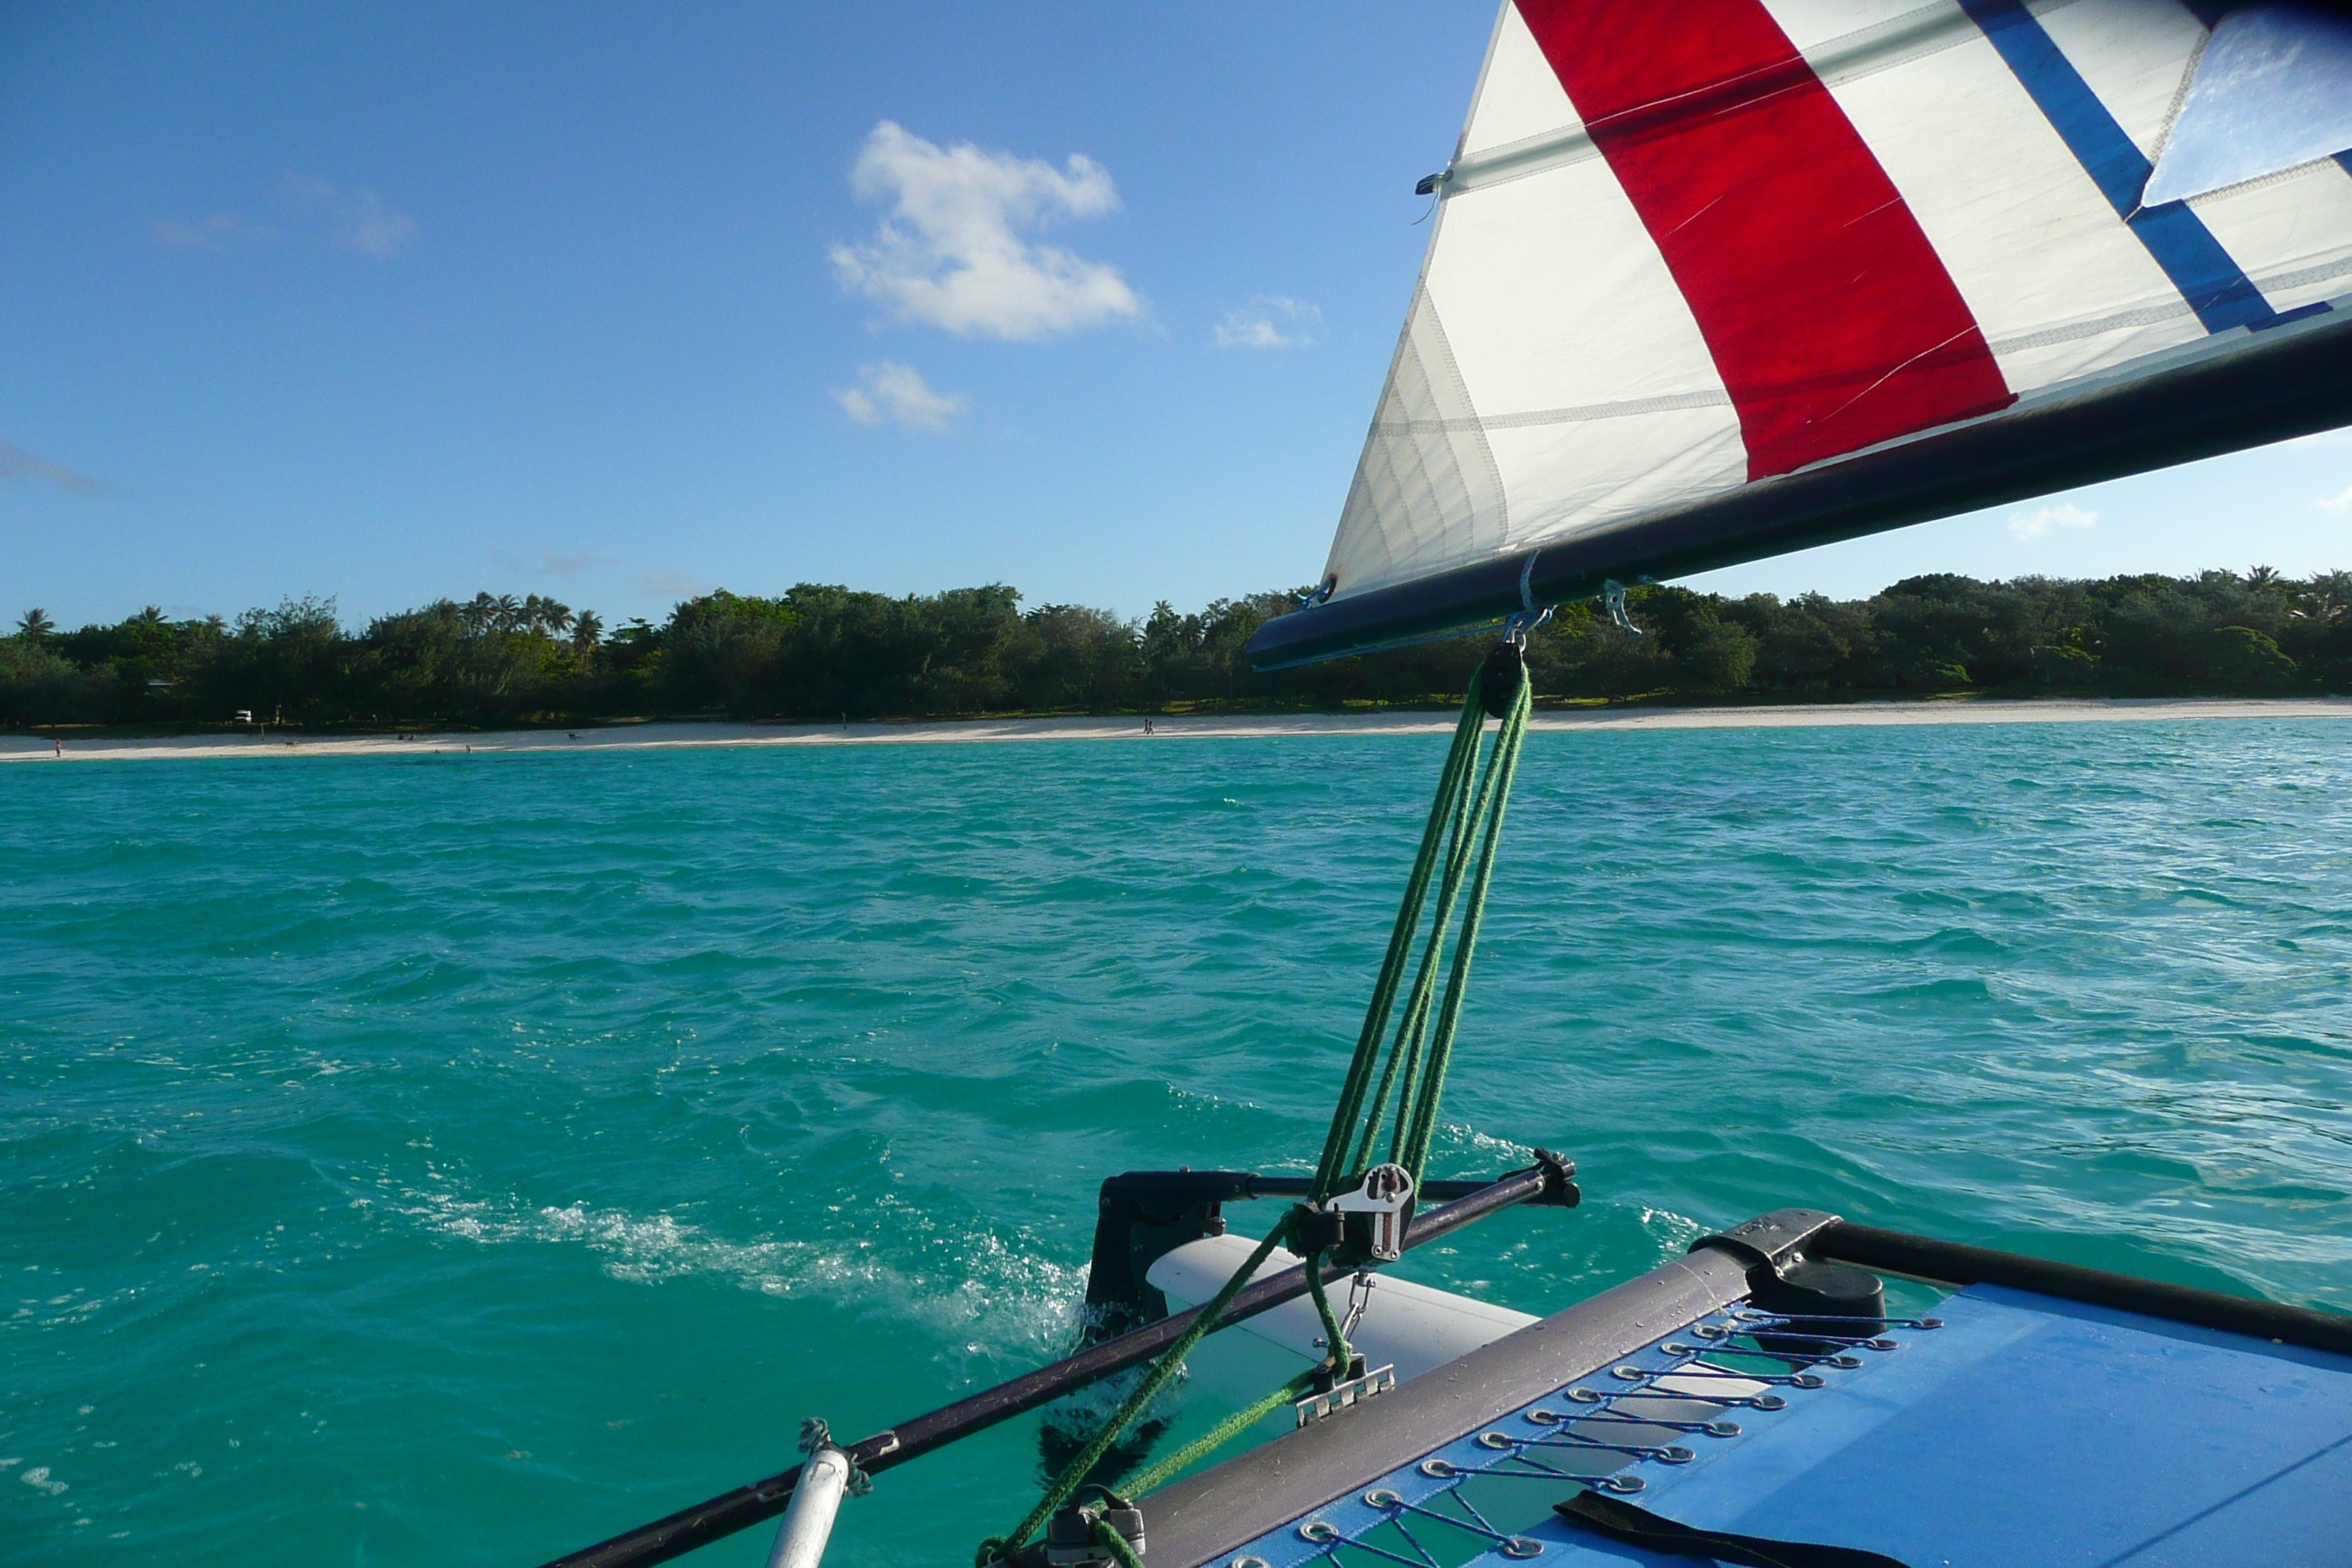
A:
1309;688;1488;1202
1330;664;1531;1192
1120;1364;1319;1498
976;1212;1292;1566
1088;1518;1147;1568
977;658;1534;1563
1345;761;1477;1178
1401;682;1528;1172
1305;1259;1351;1372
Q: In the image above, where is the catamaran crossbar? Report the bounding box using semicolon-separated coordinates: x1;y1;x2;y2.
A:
532;1160;1571;1568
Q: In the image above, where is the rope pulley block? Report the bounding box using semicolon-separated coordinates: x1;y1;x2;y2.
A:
1478;641;1526;719
1325;1162;1417;1265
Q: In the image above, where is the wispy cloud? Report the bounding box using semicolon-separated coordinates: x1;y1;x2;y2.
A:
829;121;1139;340
0;437;99;494
491;549;619;578
151;213;276;251
638;570;709;600
284;176;417;257
2315;483;2352;514
833;361;970;431
1215;297;1321;350
2008;502;2097;540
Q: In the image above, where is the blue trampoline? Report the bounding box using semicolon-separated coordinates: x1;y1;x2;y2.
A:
1479;1286;2352;1567
1143;1210;2352;1568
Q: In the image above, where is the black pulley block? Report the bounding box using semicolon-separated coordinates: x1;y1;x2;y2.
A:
1479;641;1526;719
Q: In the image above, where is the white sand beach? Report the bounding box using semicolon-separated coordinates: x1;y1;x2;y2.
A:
4;697;2348;762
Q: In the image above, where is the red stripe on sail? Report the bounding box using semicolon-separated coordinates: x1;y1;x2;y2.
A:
1515;0;2013;480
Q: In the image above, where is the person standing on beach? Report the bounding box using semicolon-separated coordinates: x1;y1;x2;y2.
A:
53;738;62;758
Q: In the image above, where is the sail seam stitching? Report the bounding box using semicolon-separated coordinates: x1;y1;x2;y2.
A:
1444;0;2088;200
1376;391;1733;435
1371;252;2352;445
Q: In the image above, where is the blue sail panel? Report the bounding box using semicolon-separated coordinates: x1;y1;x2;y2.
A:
2145;3;2352;206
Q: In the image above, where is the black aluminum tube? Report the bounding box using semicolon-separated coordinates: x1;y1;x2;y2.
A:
1816;1221;2352;1357
533;1164;1556;1568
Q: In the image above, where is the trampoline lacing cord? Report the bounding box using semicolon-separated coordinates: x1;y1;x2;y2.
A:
978;655;1534;1566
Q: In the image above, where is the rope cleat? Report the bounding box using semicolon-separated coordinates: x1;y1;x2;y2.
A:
1043;1488;1145;1568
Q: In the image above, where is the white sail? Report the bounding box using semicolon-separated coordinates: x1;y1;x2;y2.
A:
1319;0;2352;606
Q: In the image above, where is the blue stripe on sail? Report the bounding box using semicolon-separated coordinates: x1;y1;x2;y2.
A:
1960;0;2276;333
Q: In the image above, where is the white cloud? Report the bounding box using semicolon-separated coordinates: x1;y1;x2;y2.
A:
2314;483;2352;514
0;437;98;494
832;361;970;431
1215;297;1321;349
285;176;417;257
2008;502;2098;540
829;121;1139;340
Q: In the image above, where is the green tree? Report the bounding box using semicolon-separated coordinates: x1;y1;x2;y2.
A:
201;597;348;722
2203;625;2298;690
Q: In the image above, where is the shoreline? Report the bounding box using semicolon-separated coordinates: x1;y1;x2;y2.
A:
4;696;2349;762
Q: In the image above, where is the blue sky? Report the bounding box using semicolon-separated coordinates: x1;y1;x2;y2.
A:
4;1;2348;633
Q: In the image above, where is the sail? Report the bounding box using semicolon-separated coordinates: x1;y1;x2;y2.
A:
1251;0;2352;668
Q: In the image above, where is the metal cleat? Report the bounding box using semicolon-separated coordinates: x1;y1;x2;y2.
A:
1294;1362;1398;1427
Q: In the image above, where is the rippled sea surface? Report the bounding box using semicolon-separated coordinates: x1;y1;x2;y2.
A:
5;720;2349;1567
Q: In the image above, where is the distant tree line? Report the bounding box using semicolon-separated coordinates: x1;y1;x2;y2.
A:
4;570;2348;731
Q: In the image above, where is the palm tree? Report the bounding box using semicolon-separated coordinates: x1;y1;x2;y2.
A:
2247;565;2282;588
133;605;167;623
571;609;603;653
522;595;573;636
17;608;53;639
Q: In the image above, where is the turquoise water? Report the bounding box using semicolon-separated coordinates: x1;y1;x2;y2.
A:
5;720;2349;1567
